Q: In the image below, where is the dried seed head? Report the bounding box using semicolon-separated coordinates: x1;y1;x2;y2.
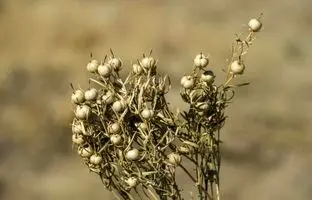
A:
125;148;140;161
201;70;215;84
112;100;126;113
108;57;122;71
141;57;156;69
194;53;209;68
248;18;262;32
87;59;99;73
141;109;154;120
180;76;195;89
90;154;103;165
84;88;98;101
110;134;122;145
75;105;91;120
108;122;121;134
72;134;84;145
196;102;209;110
132;63;143;75
126;177;138;188
78;145;93;157
71;90;85;104
230;60;245;75
102;91;115;105
98;63;112;77
168;153;182;165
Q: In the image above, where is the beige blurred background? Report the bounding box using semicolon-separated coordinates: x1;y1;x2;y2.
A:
1;0;312;199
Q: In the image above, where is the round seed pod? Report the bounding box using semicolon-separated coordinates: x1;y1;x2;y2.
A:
72;122;83;135
87;59;99;73
72;134;84;145
168;153;182;165
230;60;245;75
98;63;112;77
112;100;125;113
196;102;209;110
141;109;154;120
126;177;138;188
110;134;122;145
71;90;85;104
125;149;140;161
201;70;215;84
108;122;121;134
133;64;143;75
84;88;98;101
248;18;262;32
78;145;93;157
108;58;122;71
90;154;103;165
141;57;156;69
139;122;148;131
180;76;195;89
102;91;115;105
194;53;209;68
75;105;91;120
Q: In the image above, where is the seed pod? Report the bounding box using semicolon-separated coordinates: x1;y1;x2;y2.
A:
90;154;103;165
139;122;148;131
75;105;91;120
72;122;83;135
110;134;122;145
196;102;209;110
98;63;112;77
194;53;209;68
201;70;215;84
168;153;182;165
71;90;85;104
102;91;115;105
180;76;195;89
125;149;140;161
112;100;125;113
84;88;98;101
72;134;84;145
108;58;122;71
133;64;143;75
87;59;99;73
230;60;245;75
141;57;156;69
126;177;138;188
141;109;154;120
248;18;262;32
108;122;121;134
78;145;93;157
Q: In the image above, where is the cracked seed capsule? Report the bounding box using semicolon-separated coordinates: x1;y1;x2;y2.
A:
230;60;245;75
90;154;103;165
87;59;99;73
71;90;85;104
125;149;140;161
84;88;98;101
248;18;262;32
75;105;91;120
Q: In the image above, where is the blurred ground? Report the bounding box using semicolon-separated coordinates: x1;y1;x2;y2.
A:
1;0;312;199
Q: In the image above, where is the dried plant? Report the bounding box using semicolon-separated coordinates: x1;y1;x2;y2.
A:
69;15;263;200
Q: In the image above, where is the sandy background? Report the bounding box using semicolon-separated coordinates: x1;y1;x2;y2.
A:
1;0;312;199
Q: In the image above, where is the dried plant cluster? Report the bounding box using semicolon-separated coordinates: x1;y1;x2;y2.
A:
69;16;263;200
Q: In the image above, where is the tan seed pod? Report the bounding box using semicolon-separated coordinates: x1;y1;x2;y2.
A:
84;88;98;101
87;59;99;73
78;145;93;157
178;146;191;154
98;63;112;77
71;90;85;104
132;63;143;74
141;109;154;120
194;53;209;68
201;70;215;84
108;58;122;71
90;154;103;165
181;76;195;89
110;134;122;145
141;57;156;69
230;60;245;75
72;134;84;145
108;123;121;134
75;105;91;120
125;149;140;161
248;18;262;32
102;91;115;105
112;100;125;113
